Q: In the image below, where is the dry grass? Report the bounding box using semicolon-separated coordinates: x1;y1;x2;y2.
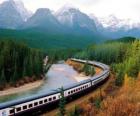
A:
79;73;140;116
66;59;84;72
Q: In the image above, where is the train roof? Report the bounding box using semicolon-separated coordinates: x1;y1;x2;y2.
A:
0;90;59;110
62;79;91;90
70;58;109;70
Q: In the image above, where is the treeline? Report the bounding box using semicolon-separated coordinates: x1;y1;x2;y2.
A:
74;37;140;86
75;42;129;64
0;40;44;89
113;40;140;85
47;48;80;63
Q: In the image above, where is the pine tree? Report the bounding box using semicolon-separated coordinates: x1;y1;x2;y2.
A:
34;53;40;76
69;106;81;116
115;70;124;86
11;64;18;84
0;55;4;71
82;62;90;76
90;67;95;76
59;87;66;116
0;69;6;88
22;58;27;78
26;55;33;77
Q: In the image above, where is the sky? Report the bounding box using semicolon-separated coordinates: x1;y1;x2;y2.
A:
0;0;140;22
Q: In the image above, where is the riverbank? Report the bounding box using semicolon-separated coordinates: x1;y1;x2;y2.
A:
65;59;103;82
0;80;43;97
72;66;103;82
50;63;89;82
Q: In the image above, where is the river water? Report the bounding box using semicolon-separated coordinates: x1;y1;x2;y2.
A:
0;63;82;103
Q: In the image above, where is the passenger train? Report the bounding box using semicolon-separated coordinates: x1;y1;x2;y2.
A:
0;58;110;116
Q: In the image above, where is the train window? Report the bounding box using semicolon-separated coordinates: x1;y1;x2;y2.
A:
39;101;43;104
44;99;47;103
53;96;56;100
34;102;38;106
29;104;33;108
49;98;52;101
68;91;70;94
10;109;14;114
73;90;75;92
76;89;78;91
16;107;21;112
71;91;73;93
23;105;27;110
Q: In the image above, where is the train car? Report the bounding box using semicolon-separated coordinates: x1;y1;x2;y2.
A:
0;91;61;116
0;81;92;116
91;70;110;86
64;79;92;98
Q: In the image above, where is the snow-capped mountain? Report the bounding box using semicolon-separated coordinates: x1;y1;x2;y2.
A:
55;4;98;35
96;15;140;30
0;0;23;29
14;0;32;21
55;4;77;27
0;0;31;29
23;8;63;33
22;5;103;40
90;14;140;38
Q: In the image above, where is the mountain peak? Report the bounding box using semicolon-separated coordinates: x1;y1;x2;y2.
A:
61;3;76;10
56;4;78;15
23;7;62;31
1;0;16;7
0;0;31;21
36;8;51;14
0;0;24;29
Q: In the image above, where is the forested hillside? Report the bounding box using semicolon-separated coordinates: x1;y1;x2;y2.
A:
0;40;44;90
64;37;140;116
74;37;140;86
0;29;99;50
